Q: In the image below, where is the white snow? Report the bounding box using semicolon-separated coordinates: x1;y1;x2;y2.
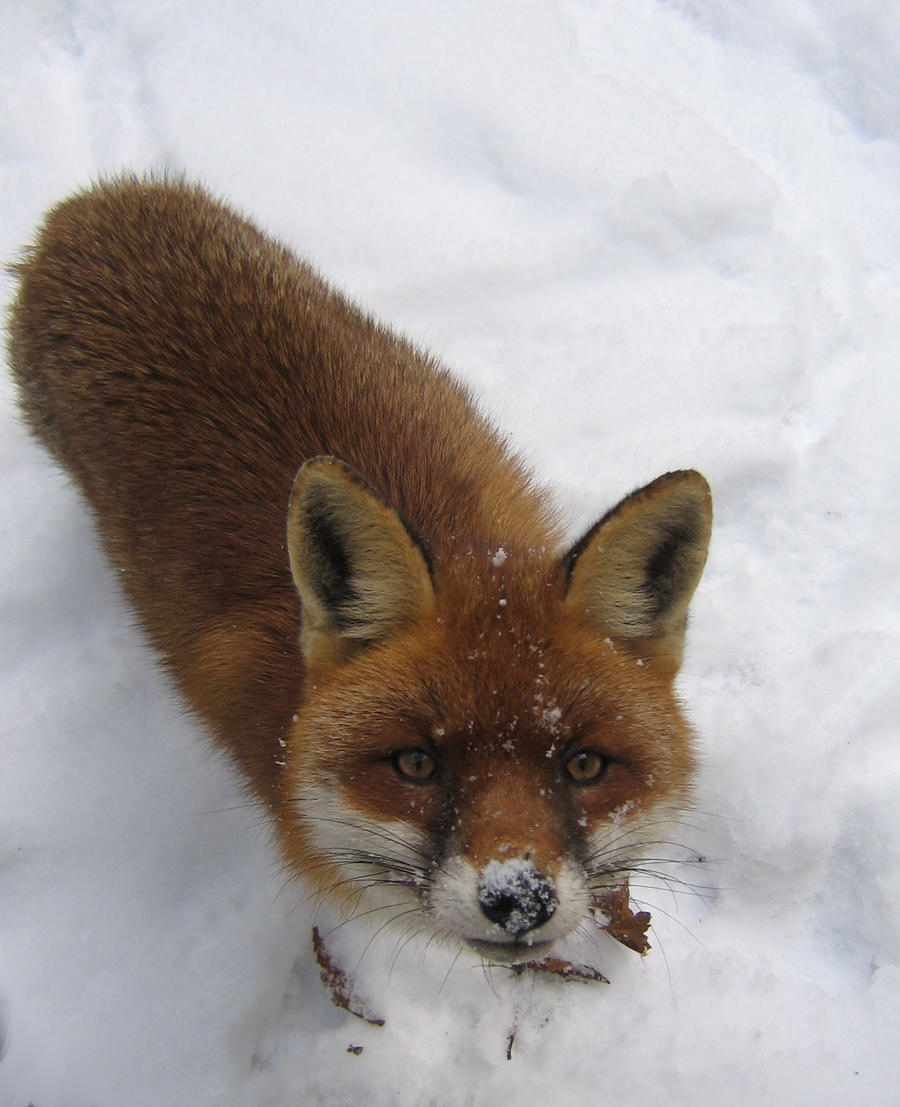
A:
2;1;900;1104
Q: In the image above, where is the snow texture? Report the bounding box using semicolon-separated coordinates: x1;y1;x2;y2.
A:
1;1;899;1104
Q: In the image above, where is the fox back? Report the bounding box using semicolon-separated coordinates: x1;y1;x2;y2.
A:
8;178;712;964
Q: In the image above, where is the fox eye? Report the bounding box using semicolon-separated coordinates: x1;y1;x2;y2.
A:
564;749;607;784
392;748;437;782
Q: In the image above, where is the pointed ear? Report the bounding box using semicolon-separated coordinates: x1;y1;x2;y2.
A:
287;457;434;666
563;470;712;672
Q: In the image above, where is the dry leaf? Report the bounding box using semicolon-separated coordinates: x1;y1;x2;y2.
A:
515;956;610;983
593;881;652;955
312;927;386;1026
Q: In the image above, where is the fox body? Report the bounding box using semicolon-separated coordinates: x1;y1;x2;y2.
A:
8;178;711;964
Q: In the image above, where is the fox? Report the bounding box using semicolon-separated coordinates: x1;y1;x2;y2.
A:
7;177;712;967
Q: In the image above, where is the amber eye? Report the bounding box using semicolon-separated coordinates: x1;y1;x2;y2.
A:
392;748;438;782
564;749;607;784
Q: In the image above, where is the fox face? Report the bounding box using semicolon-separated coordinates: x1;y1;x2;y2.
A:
282;459;709;962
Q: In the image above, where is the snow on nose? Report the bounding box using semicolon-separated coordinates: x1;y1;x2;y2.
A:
477;858;559;936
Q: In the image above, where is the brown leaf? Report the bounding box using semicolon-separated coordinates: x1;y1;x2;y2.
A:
515;956;610;983
593;881;652;955
312;927;386;1026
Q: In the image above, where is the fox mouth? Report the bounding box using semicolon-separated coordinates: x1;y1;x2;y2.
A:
465;936;557;965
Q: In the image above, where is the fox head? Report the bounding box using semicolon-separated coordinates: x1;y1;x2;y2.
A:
281;457;711;964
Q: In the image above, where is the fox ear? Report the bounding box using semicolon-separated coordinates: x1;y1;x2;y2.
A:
563;470;712;673
287;457;434;666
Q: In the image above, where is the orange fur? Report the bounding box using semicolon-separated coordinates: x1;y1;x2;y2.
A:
8;177;712;963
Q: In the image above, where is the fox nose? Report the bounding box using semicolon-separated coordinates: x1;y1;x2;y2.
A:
477;859;559;936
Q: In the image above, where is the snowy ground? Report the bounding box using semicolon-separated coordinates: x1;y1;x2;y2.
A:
2;1;899;1104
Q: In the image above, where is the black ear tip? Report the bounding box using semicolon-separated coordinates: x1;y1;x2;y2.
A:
298;454;373;484
292;455;354;501
648;470;713;539
680;469;712;506
642;469;712;509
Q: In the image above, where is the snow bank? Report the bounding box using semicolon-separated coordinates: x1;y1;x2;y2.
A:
1;1;898;1104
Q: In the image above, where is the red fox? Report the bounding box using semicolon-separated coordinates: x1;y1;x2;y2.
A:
8;177;711;965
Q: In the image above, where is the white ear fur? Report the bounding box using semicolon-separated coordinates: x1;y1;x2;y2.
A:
287;457;434;666
563;470;712;672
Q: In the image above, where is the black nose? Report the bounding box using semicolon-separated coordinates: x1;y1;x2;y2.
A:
477;860;559;936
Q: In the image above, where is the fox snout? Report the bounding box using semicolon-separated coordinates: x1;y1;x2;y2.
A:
477;859;559;936
425;846;591;961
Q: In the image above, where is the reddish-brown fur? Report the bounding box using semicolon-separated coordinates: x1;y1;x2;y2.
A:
8;177;711;961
